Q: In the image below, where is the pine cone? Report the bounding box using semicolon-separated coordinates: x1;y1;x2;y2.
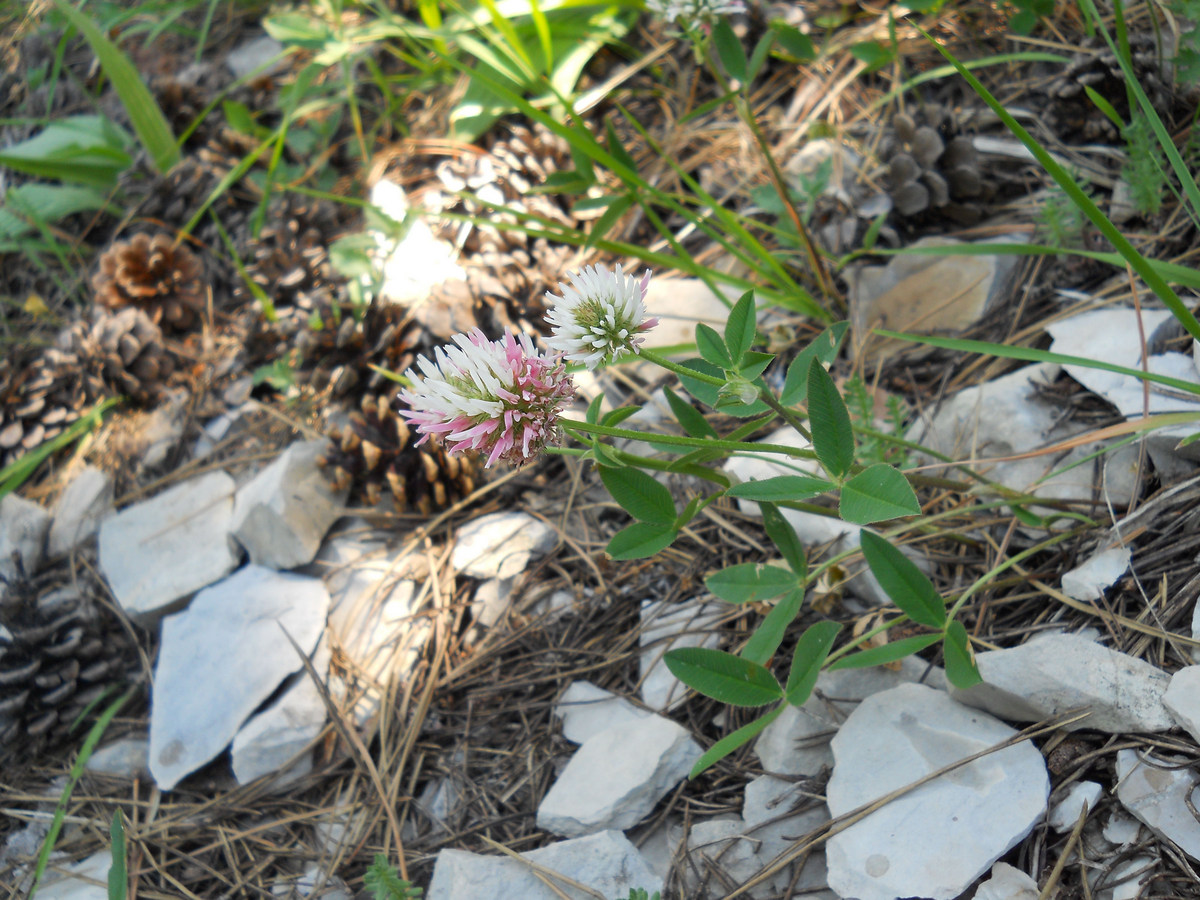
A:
320;392;479;514
0;560;137;755
62;308;178;404
92;233;206;332
879;106;989;224
0;354;93;470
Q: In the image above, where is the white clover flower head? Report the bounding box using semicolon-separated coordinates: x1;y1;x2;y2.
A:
544;264;659;370
645;0;746;26
397;329;575;468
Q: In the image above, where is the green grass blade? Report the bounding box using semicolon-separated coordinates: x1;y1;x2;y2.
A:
922;30;1200;344
0;398;119;501
874;328;1200;397
29;689;131;899
49;0;179;174
108;812;127;900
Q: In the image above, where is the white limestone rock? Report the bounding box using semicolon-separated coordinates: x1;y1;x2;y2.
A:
1061;545;1132;602
1093;855;1156;900
149;566;330;790
973;862;1039;900
639;597;725;711
1103;810;1143;846
426;829;661;900
1115;749;1200;861
951;633;1173;733
0;493;50;591
98;471;241;618
231;440;348;570
312;532;427;728
37;850;111;900
226;33;285;79
451;511;556;579
47;466;113;557
826;684;1049;900
231;638;331;786
554;681;653;744
270;862;352;900
1048;309;1200;462
537;717;701;837
1163;665;1200;743
755;656;947;776
682;776;833;900
85;738;149;779
907;362;1138;508
369;179;465;306
1047;781;1103;833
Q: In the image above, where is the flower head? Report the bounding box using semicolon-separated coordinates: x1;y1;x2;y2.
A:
397;329;575;468
645;0;746;26
544;264;659;370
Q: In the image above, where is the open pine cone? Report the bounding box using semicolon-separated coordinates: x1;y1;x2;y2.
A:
92;233;206;332
61;307;178;404
878;106;989;224
320;392;478;513
0;561;137;756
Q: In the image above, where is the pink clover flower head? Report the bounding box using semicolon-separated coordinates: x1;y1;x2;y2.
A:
645;0;746;25
544;264;659;370
397;328;575;468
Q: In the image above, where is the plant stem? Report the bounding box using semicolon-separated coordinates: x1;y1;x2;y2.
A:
561;416;818;460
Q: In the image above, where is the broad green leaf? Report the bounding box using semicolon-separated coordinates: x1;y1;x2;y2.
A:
785;621;841;705
727;475;834;503
0;116;132;189
689;704;785;778
770;22;816;61
600;466;676;525
606;522;677;559
859;531;945;628
741;587;803;665
737;350;775;381
696;323;733;368
747;29;775;82
0;184;108;242
49;0;179;174
706;563;797;604
849;40;893;72
829;633;942;670
663;387;717;438
839;464;920;525
712;20;747;83
807;359;854;478
679;359;770;418
664;647;784;706
780;322;849;406
725;290;757;364
585;392;604;425
601;405;642;428
943;621;982;688
760;502;806;576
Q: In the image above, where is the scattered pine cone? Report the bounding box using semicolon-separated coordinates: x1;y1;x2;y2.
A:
0;357;92;470
0;561;138;756
92;233;206;332
60;307;178;404
320;392;479;513
878;106;989;224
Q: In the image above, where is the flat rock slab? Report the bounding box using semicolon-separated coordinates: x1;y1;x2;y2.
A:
537;716;701;836
37;849;111;900
554;681;653;744
639;597;725;711
149;565;330;790
1048;780;1104;833
907;363;1137;506
826;684;1048;900
450;511;556;580
756;655;946;776
1162;665;1200;743
1115;749;1200;861
231;638;331;786
99;471;241;618
974;862;1039;900
426;829;660;900
951;632;1173;733
231;439;348;570
47;466;113;557
1061;546;1132;602
0;493;50;592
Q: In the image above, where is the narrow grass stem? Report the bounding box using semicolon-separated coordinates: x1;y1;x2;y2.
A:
561;416;817;459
